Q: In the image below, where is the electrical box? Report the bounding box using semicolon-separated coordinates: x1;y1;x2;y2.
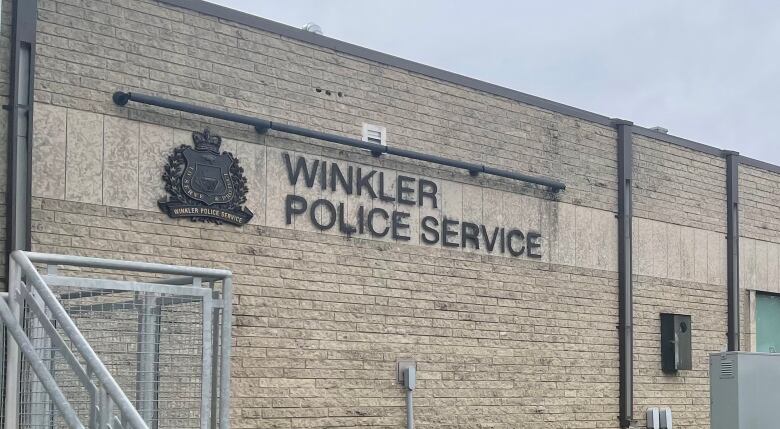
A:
660;313;692;372
710;352;780;428
396;359;416;384
646;408;659;429
659;407;672;429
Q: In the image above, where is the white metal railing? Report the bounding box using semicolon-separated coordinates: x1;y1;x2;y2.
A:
1;251;233;429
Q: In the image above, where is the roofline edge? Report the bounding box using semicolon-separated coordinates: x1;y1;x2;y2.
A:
158;0;780;175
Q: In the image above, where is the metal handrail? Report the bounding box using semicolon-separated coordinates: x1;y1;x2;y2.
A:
10;251;150;429
24;251;231;278
4;250;234;428
21;250;234;427
0;293;85;428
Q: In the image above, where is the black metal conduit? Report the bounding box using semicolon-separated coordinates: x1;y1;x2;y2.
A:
7;0;38;259
112;91;566;191
614;119;634;429
724;151;740;351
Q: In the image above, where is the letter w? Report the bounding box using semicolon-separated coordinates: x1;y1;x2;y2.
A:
283;153;319;187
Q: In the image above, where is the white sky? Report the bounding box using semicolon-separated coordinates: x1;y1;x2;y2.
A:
211;0;780;164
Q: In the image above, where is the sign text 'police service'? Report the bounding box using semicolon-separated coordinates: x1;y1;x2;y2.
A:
282;153;542;258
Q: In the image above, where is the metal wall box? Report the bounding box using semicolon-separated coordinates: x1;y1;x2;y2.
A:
710;352;780;428
660;313;692;372
659;407;672;429
646;407;659;429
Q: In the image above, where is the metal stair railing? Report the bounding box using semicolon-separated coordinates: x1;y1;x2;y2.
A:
0;291;85;428
1;251;233;429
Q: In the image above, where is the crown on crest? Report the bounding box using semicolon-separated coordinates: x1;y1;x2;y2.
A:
192;128;222;153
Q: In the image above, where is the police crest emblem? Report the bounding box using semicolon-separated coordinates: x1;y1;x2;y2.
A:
158;128;254;226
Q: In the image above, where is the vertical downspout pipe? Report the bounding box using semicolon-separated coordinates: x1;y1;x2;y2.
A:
3;2;37;428
613;119;634;428
723;151;740;351
5;0;36;262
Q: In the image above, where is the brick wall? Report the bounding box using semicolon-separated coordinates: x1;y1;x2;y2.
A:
633;135;726;233
32;195;621;429
22;0;778;428
631;134;728;428
35;0;618;211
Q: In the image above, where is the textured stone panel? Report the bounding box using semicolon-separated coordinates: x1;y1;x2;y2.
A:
440;179;463;246
138;123;173;211
544;201;576;266
32;103;67;199
367;166;394;243
265;146;292;229
651;220;668;279
103;116;139;209
574;206;596;269
593;209;617;272
666;224;682;280
741;238;757;290
754;239;769;290
460;184;482;253
233;139;267;226
680;226;696;282
417;172;442;249
767;243;780;293
633;217;652;277
707;232;726;286
693;228;709;284
65;109;103;204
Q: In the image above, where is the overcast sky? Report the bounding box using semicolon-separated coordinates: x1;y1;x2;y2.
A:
212;0;780;164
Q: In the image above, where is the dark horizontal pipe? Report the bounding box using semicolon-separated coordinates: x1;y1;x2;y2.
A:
113;91;271;130
113;91;566;191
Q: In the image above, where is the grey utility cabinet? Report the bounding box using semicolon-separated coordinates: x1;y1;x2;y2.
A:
710;352;780;428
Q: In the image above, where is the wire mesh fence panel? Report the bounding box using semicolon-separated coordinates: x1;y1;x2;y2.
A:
156;298;205;428
2;252;231;429
17;295;87;429
13;285;207;429
1;323;6;429
61;286;205;429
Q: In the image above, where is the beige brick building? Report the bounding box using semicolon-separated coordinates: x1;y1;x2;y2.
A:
1;0;780;428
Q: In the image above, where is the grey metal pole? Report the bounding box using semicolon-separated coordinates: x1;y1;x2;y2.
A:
3;261;22;429
136;294;159;425
402;367;416;429
724;151;740;351
614;119;635;429
406;389;413;429
0;295;84;429
219;276;233;428
200;286;214;429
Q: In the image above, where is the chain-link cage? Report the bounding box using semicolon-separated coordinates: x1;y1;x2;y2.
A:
1;251;232;429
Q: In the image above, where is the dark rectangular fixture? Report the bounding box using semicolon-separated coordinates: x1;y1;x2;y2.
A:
661;313;693;372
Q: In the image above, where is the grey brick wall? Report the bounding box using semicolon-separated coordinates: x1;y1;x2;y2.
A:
32;196;622;429
34;0;618;211
633;135;727;233
633;276;727;427
24;0;780;428
740;164;780;241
